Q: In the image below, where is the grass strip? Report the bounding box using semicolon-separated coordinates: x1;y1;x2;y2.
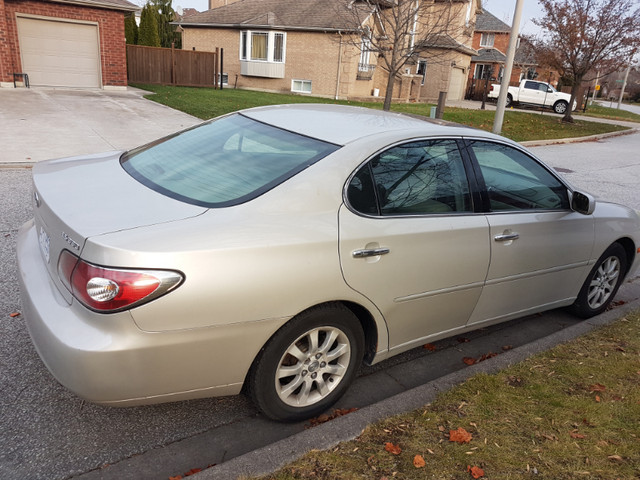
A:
131;84;627;143
259;311;640;480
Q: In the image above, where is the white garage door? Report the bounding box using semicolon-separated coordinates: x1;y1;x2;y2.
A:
448;67;466;101
17;16;101;88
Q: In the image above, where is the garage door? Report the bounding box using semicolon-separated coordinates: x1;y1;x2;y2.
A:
17;17;101;88
448;67;466;101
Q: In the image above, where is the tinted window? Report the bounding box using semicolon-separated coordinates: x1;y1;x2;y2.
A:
469;141;569;211
347;140;471;215
121;114;339;207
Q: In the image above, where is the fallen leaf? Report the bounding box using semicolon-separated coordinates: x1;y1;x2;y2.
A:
608;455;624;462
570;432;586;439
423;343;437;351
589;383;606;392
463;357;477;366
413;454;426;468
306;408;357;428
169;476;182;480
467;465;485;478
10;312;20;318
595;395;601;403
183;468;202;477
450;427;473;444
384;442;402;455
502;345;513;351
457;337;470;343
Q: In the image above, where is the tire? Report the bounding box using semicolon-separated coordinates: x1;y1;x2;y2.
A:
568;243;627;318
506;94;512;107
553;100;568;114
249;303;365;422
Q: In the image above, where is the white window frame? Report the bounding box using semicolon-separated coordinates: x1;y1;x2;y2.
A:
358;36;373;71
239;30;287;63
291;79;312;94
480;33;495;48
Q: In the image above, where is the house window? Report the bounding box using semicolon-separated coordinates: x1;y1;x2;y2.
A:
239;31;286;63
474;64;490;79
359;36;373;69
274;33;284;62
292;79;312;93
480;33;495;48
417;60;427;85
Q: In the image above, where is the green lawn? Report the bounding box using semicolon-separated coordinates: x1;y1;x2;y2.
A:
580;103;640;123
132;84;628;143
258;311;640;480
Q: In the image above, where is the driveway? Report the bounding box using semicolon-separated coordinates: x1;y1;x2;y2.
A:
0;87;199;164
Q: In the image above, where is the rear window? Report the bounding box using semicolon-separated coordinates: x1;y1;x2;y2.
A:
121;113;339;207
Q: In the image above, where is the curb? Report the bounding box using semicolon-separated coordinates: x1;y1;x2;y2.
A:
521;126;639;148
191;296;640;480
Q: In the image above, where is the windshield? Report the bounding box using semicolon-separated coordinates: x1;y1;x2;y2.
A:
121;113;340;207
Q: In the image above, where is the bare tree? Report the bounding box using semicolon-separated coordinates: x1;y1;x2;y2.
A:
531;0;640;122
342;0;472;111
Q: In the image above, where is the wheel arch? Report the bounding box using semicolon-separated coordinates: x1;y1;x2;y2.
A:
614;237;636;276
242;300;381;390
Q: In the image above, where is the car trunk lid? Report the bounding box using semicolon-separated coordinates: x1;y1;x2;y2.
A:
31;152;207;302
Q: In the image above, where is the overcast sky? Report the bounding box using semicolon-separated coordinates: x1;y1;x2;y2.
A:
164;0;543;37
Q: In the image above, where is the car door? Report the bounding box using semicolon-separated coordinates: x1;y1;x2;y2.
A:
465;140;595;325
520;81;544;104
339;139;490;352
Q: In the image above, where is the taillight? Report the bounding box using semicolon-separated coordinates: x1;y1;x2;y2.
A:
57;250;183;313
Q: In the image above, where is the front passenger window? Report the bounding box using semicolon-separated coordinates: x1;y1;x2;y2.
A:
469;141;569;211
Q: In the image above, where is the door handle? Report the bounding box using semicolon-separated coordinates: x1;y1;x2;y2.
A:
494;232;520;242
352;247;390;258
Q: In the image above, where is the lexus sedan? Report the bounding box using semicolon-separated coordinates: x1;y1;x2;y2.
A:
17;104;640;421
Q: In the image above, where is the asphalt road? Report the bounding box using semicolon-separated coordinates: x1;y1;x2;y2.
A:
1;130;639;480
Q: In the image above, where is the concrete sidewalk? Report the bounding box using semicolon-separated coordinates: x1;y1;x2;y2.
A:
0;87;199;164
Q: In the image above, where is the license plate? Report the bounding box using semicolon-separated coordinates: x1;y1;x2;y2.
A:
38;226;50;264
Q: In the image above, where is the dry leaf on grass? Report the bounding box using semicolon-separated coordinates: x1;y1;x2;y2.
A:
467;465;485;478
413;454;426;468
384;442;402;455
450;427;473;444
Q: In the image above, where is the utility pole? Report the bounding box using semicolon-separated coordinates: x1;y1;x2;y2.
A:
492;0;524;135
617;60;632;109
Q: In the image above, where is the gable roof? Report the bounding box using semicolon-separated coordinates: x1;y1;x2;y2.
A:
471;47;506;63
178;0;370;32
475;10;511;33
48;0;138;12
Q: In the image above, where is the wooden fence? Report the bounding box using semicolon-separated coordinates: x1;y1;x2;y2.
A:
127;44;219;87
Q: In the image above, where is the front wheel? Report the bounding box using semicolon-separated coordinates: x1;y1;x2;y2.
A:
248;304;364;422
568;243;627;318
553;100;568;114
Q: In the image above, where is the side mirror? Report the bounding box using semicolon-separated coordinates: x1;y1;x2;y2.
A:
571;190;596;215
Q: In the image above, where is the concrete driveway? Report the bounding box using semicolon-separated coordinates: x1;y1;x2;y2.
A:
0;87;200;164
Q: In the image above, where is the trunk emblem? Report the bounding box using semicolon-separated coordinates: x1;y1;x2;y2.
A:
62;232;81;251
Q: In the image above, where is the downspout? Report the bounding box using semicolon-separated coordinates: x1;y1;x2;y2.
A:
335;32;343;100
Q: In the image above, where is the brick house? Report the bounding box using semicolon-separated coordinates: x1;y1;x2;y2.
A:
466;9;560;100
0;0;138;89
178;0;478;102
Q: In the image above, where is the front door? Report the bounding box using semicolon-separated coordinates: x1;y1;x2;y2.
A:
465;140;595;325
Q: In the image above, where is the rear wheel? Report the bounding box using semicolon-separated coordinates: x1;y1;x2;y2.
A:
249;304;364;421
568;243;627;318
506;94;513;107
553;100;568;114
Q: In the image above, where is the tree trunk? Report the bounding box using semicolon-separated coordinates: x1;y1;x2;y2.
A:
562;80;582;123
383;74;395;111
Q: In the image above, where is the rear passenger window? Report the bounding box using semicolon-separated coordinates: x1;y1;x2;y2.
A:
347;140;472;216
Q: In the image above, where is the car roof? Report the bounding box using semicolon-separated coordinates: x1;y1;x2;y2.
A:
240;104;499;146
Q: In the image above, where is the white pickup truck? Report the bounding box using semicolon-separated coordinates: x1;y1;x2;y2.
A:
488;79;576;114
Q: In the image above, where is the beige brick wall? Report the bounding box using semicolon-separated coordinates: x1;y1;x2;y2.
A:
182;27;376;99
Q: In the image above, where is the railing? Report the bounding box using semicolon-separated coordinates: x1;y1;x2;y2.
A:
357;63;376;80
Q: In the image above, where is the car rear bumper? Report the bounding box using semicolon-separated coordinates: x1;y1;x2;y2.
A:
16;220;286;406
